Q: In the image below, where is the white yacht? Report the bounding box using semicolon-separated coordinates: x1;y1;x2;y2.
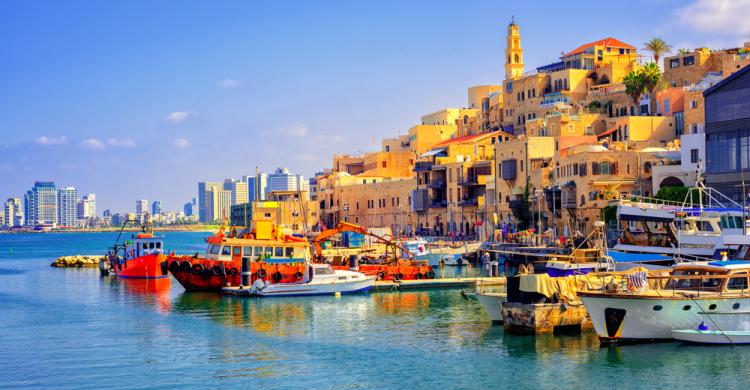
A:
612;183;749;259
226;263;375;297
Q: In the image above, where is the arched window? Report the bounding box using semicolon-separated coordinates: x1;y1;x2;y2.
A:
600;161;614;175
644;161;652;174
508;55;511;63
514;54;520;63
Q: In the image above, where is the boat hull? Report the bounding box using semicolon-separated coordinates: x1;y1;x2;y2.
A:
475;292;506;324
671;329;750;344
243;275;375;297
113;254;169;280
168;258;240;291
580;293;750;343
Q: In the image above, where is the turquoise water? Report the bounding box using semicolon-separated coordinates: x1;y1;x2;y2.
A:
1;232;750;389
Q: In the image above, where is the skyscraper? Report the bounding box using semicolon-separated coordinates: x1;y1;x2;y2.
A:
245;172;268;202
206;189;231;223
24;181;57;226
136;199;148;217
57;186;78;227
224;179;248;206
183;201;193;217
77;194;96;220
3;197;22;227
151;200;161;216
198;181;222;223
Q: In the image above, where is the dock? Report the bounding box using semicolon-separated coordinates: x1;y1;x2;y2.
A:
501;301;592;334
372;276;505;291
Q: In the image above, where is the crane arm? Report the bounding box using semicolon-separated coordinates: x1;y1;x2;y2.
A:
312;221;412;259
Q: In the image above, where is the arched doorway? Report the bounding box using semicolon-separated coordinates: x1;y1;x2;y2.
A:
660;176;684;188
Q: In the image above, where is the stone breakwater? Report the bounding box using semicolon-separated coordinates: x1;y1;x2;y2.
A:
51;255;105;268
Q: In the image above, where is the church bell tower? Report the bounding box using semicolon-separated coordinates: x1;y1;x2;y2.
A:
505;18;524;80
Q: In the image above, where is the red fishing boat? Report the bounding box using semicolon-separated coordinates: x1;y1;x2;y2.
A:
167;221;310;292
99;222;170;280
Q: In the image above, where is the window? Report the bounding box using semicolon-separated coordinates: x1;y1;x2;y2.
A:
683;56;695;66
690;148;699;164
381;161;387;168
728;275;749;290
233;247;241;255
691;100;698;109
221;246;231;256
275;247;284;257
663;98;670;114
669;58;680;68
243;246;253;256
209;245;220;255
285;247;294;257
619;48;625;55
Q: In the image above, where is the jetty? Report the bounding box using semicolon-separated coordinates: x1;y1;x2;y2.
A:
372;276;504;291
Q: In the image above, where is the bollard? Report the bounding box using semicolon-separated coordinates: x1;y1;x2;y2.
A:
349;255;359;272
241;257;251;287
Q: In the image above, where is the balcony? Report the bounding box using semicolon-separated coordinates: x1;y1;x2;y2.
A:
426;180;446;189
429;199;447;208
414;161;434;172
458;177;478;186
459;198;479;207
561;185;578;209
589;83;625;97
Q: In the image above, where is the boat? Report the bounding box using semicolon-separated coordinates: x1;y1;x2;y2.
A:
580;260;750;344
167;221;310;292
671;329;750;345
612;182;749;259
441;253;468;266
226;262;374;297
99;220;169;280
314;222;434;281
475;292;507;323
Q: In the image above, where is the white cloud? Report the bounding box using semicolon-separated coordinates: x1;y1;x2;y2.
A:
106;138;136;147
281;124;309;137
163;111;193;124
173;138;191;148
677;0;750;37
80;138;106;151
216;78;242;88
34;135;68;145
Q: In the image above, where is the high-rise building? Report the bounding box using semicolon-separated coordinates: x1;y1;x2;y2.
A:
245;173;268;202
3;197;22;227
206;189;231;223
267;167;306;194
77;194;96;220
198;181;222;223
224;179;248;206
24;181;57;226
151;200;161;216
57;186;78;227
136;199;148;217
183;201;193;217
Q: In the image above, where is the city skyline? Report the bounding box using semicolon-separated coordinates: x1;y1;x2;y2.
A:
2;0;749;212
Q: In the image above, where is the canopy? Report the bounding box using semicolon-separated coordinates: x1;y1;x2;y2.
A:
420;147;447;158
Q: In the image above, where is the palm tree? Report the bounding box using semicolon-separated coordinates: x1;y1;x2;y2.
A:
623;70;645;111
640;62;663;115
643;37;672;65
678;48;690;55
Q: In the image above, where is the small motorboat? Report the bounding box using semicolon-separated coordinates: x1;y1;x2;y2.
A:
100;220;169;280
671;329;750;345
474;292;507;324
225;263;375;297
442;253;468;267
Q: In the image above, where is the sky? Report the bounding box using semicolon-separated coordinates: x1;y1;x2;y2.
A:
2;0;750;213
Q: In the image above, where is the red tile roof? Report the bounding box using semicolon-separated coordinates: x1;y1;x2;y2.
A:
562;38;635;58
431;130;510;148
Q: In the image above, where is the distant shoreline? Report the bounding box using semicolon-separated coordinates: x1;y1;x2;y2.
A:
0;225;220;234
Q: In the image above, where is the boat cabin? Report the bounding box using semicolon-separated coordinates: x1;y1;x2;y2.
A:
665;262;750;294
203;239;311;263
125;233;164;260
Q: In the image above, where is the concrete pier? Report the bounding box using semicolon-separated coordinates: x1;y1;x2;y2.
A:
501;301;592;334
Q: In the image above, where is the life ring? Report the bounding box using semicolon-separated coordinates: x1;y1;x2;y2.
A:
179;261;192;272
393;272;404;281
425;269;435;279
294;271;304;282
414;273;423;280
211;266;223;277
228;267;239;276
191;263;205;274
271;271;283;283
168;261;180;273
257;268;267;279
376;271;386;281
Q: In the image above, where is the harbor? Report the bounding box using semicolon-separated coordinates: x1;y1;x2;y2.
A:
4;231;750;388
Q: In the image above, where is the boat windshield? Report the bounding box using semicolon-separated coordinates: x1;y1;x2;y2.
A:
666;270;725;292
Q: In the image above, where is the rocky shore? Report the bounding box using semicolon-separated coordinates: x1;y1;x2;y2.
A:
51;255;105;268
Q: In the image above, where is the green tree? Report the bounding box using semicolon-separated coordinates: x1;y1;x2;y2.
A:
623;70;645;108
640;62;664;115
643;37;672;64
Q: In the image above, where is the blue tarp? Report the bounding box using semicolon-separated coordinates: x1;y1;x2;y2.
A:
608;250;671;263
708;260;750;267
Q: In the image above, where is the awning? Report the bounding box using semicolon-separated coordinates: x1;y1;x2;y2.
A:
597;127;617;138
592;179;634;186
420;147;447;157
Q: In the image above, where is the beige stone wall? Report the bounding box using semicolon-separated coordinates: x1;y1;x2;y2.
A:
334;178;416;230
408;124;458;154
684;90;704;134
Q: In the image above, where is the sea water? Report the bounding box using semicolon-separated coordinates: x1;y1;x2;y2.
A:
1;232;749;389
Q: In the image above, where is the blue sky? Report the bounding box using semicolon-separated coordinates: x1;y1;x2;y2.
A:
1;0;749;213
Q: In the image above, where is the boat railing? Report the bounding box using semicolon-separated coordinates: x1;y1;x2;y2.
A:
586;272;748;298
